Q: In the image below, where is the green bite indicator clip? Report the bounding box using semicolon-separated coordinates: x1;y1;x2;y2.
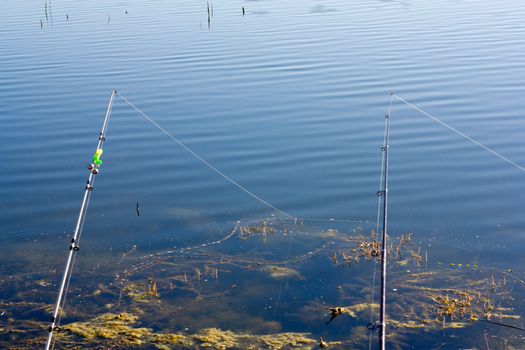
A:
92;149;103;166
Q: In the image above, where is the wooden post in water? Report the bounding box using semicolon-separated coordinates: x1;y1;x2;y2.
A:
44;90;117;350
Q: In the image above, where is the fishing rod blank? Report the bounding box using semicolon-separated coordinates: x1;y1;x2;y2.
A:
379;110;391;350
44;90;117;350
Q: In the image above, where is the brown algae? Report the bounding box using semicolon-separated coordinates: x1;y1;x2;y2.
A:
59;312;328;349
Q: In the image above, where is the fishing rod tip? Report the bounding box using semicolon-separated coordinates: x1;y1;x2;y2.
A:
112;89;118;95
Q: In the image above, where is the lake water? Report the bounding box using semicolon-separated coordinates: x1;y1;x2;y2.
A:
1;0;525;349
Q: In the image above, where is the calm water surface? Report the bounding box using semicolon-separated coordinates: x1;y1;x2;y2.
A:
1;0;525;348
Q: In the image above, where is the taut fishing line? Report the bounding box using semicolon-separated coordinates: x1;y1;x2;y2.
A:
393;94;525;174
118;93;296;220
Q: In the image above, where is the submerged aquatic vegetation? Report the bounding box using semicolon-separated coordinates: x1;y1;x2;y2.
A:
1;217;524;349
239;221;277;240
388;266;523;335
331;229;420;268
191;328;237;349
118;280;161;305
58;311;327;349
61;312;150;345
257;332;317;349
263;265;304;280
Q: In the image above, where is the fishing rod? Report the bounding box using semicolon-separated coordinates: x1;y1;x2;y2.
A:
44;89;117;350
378;97;392;350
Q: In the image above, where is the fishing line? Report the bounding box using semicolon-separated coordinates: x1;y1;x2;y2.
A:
478;318;525;332
162;223;240;255
302;217;371;224
268;229;295;336
118;93;296;220
126;240;336;281
393;95;525;174
119;94;375;229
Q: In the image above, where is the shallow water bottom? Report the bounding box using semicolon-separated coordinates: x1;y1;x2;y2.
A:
1;217;524;349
